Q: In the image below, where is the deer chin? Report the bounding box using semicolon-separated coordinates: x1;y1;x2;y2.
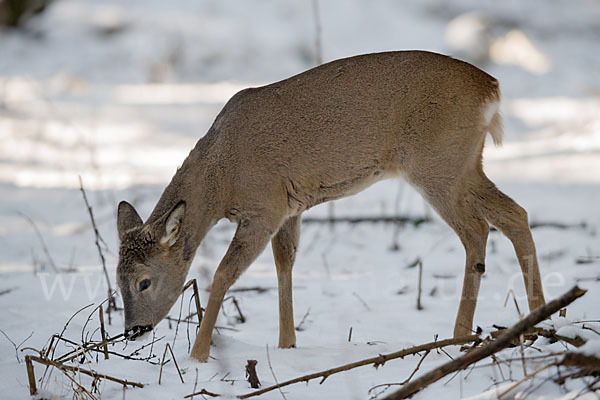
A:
124;324;153;341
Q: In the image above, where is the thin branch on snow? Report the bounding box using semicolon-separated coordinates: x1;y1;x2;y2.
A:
381;285;587;400
237;335;479;399
25;354;144;396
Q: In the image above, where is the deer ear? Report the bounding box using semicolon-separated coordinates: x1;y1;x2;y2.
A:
117;201;143;241
160;201;186;247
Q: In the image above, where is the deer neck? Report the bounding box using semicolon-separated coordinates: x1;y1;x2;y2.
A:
147;135;223;263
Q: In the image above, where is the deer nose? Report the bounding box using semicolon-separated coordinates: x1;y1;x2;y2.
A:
124;325;152;340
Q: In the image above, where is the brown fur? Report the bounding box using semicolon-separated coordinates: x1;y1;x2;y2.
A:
116;51;546;362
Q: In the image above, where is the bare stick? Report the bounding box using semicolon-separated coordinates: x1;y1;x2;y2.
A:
79;176;116;312
232;297;246;323
27;355;144;388
266;345;287;400
381;285;586;400
168;343;184;384
25;355;37;395
245;360;260;389
368;350;431;397
183;279;204;325
504;289;527;376
99;305;109;360
190;368;199;400
295;307;311;332
352;291;371;311
348;327;353;342
416;259;423;310
401;350;430;385
237;335;478;399
159;343;184;384
184;389;220;398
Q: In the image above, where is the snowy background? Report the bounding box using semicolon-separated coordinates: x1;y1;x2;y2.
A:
1;0;599;399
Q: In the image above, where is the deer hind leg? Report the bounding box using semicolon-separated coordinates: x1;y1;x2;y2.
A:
272;215;301;349
452;207;490;337
417;174;490;337
475;174;546;312
191;216;281;362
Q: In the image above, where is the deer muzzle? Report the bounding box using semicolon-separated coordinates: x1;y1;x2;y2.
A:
124;325;153;340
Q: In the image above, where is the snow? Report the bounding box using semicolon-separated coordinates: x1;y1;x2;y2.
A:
1;0;599;399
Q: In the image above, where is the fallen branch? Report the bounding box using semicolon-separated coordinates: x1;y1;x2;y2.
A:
381;285;586;399
237;335;479;399
184;388;221;398
25;355;144;396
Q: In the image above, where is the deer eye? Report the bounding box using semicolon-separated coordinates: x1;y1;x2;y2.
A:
138;279;151;292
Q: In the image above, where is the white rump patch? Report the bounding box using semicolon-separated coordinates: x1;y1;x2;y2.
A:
483;100;500;126
484;100;503;147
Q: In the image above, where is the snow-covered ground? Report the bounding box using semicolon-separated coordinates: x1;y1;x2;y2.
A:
1;0;599;399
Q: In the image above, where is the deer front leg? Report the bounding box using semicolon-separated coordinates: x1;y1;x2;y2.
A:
191;217;279;362
272;215;301;349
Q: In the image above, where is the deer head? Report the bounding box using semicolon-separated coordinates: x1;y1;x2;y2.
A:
116;200;188;339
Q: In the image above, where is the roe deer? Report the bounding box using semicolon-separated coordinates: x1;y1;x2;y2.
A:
116;51;546;362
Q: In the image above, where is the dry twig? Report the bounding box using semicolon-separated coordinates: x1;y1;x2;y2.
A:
237;335;479;399
98;305;109;360
368;350;431;398
416;259;423;310
183;279;204;325
295;307;311;332
184;389;220;398
158;342;184;384
25;355;143;396
265;345;287;400
381;285;586;399
245;360;261;389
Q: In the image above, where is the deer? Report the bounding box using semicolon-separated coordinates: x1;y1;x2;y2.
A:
115;51;546;362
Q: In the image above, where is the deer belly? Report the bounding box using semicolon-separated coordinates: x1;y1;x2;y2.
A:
316;167;400;203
